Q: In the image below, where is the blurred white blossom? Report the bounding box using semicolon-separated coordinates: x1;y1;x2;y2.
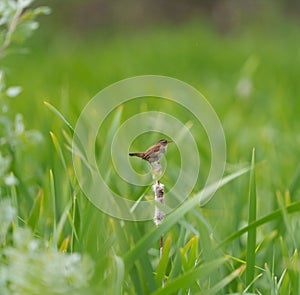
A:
6;86;22;98
0;199;16;244
0;205;94;295
0;152;11;177
4;173;19;186
15;113;25;134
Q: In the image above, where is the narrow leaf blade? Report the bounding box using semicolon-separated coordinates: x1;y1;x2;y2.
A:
245;148;257;290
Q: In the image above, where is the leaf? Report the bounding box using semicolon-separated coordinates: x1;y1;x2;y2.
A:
151;257;227;295
50;131;80;252
168;229;185;280
246;148;257;290
198;265;246;295
111;218;156;292
11;21;39;43
218;201;300;248
33;6;51;15
111;255;125;295
53;200;72;248
276;191;297;248
99;105;123;182
70;191;80;252
155;234;172;286
49;131;75;190
27;188;43;232
289;163;300;198
20;6;51;21
279;237;299;293
44;101;74;132
50;131;68;173
180;235;199;271
49;169;57;247
59;236;70;252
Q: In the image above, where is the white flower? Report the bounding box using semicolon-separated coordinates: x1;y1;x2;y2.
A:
6;86;22;98
4;173;19;186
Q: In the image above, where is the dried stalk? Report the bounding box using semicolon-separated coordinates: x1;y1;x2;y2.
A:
151;161;166;286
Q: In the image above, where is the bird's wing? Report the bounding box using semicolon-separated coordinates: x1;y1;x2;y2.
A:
143;145;160;160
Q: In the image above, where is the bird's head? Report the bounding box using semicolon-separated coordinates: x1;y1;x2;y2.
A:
157;139;173;146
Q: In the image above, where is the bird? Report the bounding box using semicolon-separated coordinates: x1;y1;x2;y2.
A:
129;139;172;163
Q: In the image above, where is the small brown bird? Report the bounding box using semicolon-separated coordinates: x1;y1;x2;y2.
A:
129;139;172;163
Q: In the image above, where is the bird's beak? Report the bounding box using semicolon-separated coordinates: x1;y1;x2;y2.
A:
167;140;173;143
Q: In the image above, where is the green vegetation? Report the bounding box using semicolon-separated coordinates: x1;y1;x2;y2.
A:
1;1;300;293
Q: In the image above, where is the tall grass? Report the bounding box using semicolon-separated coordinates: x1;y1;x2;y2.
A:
1;7;300;294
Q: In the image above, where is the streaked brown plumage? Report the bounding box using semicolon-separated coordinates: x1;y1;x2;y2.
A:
129;139;172;163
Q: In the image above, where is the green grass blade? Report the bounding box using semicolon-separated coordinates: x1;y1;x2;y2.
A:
276;191;297;248
187;236;199;269
70;190;80;252
111;255;125;295
155;234;171;286
279;236;299;294
27;188;43;232
264;263;277;295
279;237;293;293
291;249;299;294
99;105;123;182
199;265;246;295
180;235;199;271
218;201;300;248
53;199;72;249
289;163;300;198
112;218;156;292
151;257;227;295
50;131;73;190
10;184;19;225
49;169;57;248
50;131;79;251
124;167;249;271
49;168;73;250
110;218;130;253
168;229;185;280
246;148;257;290
67;205;80;250
279;270;290;295
70;139;98;172
44;101;74;132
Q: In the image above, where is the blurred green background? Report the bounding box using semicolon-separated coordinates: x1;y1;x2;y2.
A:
1;0;300;293
4;0;299;199
4;0;300;159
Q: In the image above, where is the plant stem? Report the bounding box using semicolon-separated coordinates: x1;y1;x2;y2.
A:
0;4;23;59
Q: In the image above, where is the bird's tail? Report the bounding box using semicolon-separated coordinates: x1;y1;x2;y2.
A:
129;152;144;158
